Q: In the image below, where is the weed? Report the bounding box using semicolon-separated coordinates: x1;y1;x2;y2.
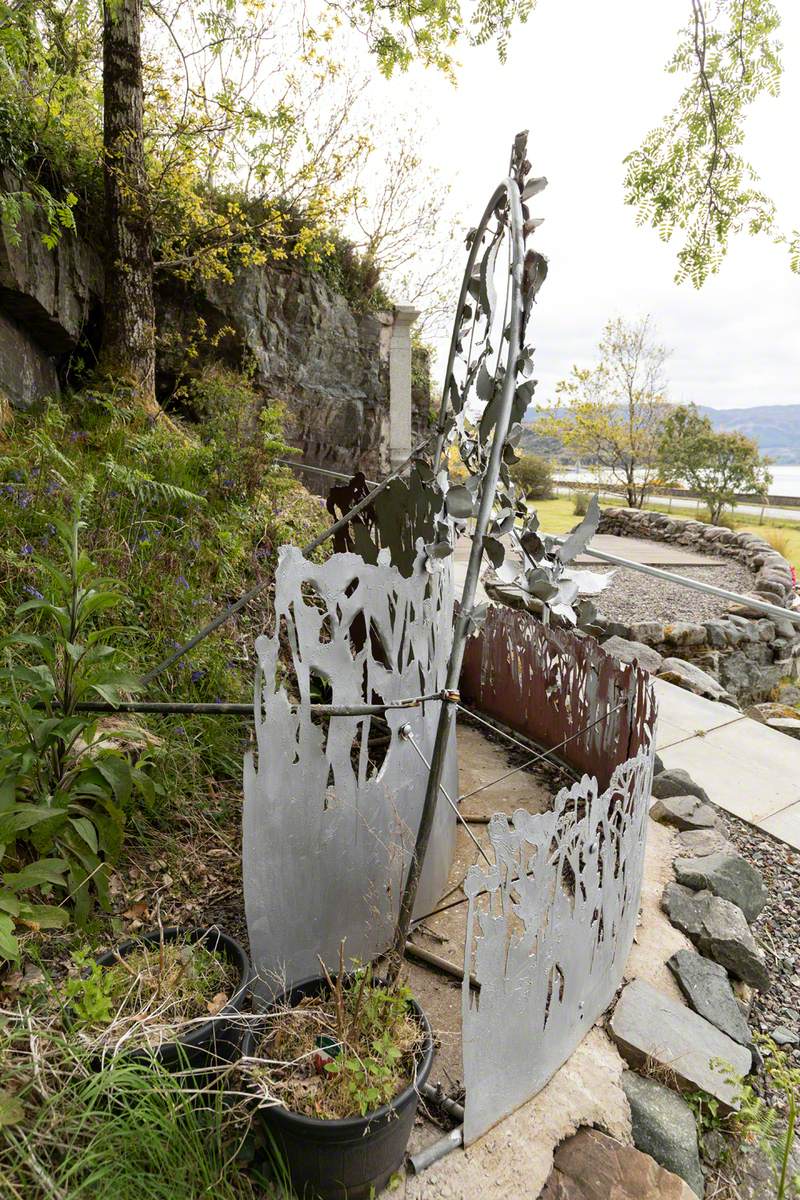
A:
249;959;422;1120
572;490;590;516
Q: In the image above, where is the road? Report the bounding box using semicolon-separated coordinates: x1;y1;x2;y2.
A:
553;485;800;523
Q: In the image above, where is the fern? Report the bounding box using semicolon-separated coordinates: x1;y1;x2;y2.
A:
101;458;205;507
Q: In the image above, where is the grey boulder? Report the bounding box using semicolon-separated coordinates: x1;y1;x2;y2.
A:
652;769;711;805
673;852;767;923
651;795;719;832
673;828;733;858
622;1071;705;1198
662;883;770;991
667;949;751;1046
601;635;664;674
657;657;738;707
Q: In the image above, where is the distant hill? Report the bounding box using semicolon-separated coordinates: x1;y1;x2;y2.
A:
522;403;800;464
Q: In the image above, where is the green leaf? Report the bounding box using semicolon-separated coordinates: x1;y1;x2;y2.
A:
0;805;68;840
0;1090;24;1127
94;756;132;808
69;816;98;854
3;857;68;889
0;889;21;917
18;901;69;930
0;913;19;962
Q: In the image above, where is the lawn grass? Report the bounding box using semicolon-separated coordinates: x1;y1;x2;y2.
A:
533;494;800;572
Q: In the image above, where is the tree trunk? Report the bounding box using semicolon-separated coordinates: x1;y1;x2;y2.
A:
99;0;156;410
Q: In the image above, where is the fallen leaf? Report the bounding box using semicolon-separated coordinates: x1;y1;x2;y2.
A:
207;992;229;1015
123;901;149;921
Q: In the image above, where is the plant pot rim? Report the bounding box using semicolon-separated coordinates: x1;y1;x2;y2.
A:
95;924;251;1052
243;973;435;1132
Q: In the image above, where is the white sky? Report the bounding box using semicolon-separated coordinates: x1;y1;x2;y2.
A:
362;0;800;410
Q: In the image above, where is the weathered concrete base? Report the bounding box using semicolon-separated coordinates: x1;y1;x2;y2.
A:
403;1031;630;1200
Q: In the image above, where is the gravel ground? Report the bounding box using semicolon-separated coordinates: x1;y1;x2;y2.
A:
724;810;800;1058
592;561;755;625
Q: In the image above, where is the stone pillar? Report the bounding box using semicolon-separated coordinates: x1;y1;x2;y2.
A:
388;304;420;469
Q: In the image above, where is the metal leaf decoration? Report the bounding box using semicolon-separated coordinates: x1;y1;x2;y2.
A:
432;131;608;625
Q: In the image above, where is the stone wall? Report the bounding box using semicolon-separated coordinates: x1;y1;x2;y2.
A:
0;189;430;482
595;507;800;705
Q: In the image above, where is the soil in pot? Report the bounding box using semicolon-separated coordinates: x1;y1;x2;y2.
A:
66;926;250;1071
243;966;434;1200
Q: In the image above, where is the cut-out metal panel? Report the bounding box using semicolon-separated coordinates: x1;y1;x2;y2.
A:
461;746;653;1144
243;545;457;993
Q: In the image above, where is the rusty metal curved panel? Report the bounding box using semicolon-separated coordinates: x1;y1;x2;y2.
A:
459;604;656;789
243;545;457;993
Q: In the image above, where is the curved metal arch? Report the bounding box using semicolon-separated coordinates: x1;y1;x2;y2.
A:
432;176;526;468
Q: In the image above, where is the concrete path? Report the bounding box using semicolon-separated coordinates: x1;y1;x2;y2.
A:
654;678;800;849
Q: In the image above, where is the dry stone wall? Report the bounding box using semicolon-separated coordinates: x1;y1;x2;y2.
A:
595;507;799;705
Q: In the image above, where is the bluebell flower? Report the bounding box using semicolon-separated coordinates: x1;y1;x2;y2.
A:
24;586;44;600
176;575;189;589
190;537;201;551
21;544;34;556
191;669;205;683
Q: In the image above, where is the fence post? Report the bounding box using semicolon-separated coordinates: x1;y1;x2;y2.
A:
388;304;420;470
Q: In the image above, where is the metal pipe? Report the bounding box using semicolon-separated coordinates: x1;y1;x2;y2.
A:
388;177;527;979
71;692;445;719
408;1127;464;1174
570;543;800;626
141;433;437;685
420;1083;465;1122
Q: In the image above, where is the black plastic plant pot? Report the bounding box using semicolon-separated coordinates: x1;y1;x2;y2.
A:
242;975;435;1200
94;925;251;1076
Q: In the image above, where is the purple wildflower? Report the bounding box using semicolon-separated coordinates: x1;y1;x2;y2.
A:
24;586;44;600
21;544;34;556
176;575;189;589
190;669;205;684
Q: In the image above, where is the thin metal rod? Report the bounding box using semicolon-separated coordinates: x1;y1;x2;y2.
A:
403;940;479;989
454;698;628;805
567;542;800;626
141;433;437;685
72;693;444;718
388;177;524;979
408;1127;464;1173
276;459;379;489
401;727;492;865
431;189;509;470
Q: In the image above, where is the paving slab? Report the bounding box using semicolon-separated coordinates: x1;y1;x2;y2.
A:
573;533;722;566
654;678;800;848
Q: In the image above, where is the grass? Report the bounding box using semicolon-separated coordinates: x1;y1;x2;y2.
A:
0;1010;289;1200
532;494;800;571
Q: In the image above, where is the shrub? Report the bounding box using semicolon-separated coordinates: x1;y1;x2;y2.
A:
511;454;553;500
573;490;590;516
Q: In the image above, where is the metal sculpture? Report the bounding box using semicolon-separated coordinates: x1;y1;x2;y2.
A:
461;744;654;1143
243;544;457;994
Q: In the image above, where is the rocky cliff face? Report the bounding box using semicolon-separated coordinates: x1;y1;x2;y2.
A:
157;268;397;484
0;173;103;408
0;201;429;483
